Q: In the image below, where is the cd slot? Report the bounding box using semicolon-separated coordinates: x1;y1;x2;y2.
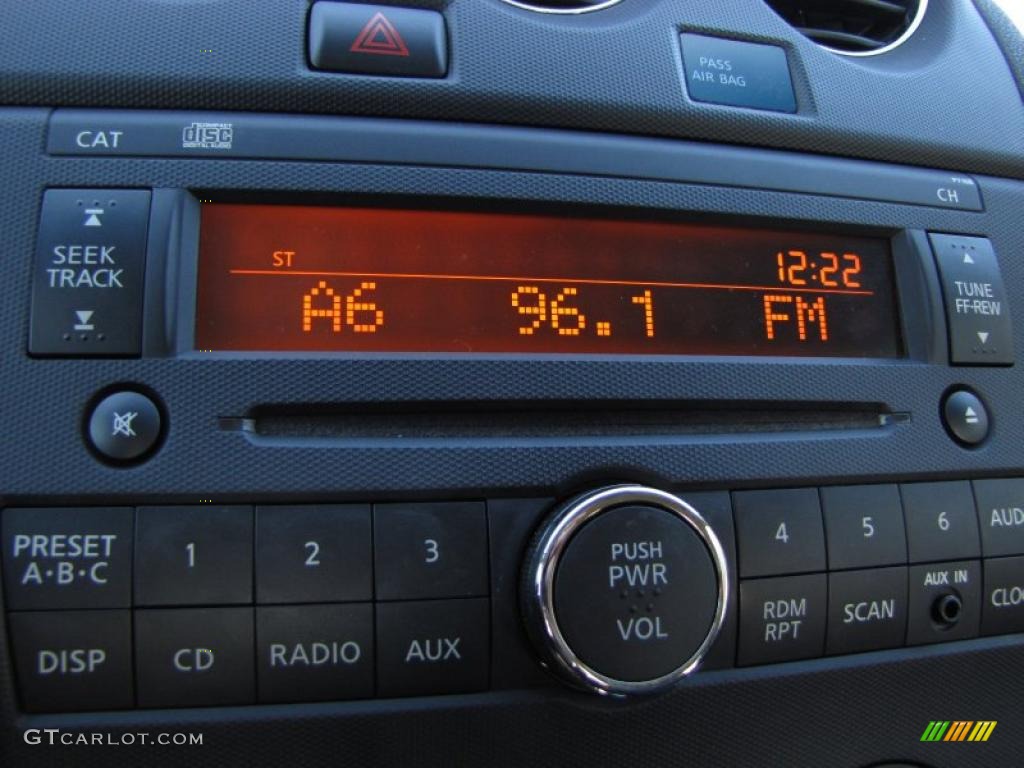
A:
224;401;907;443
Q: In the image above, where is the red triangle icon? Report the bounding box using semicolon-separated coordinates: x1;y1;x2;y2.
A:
350;12;410;57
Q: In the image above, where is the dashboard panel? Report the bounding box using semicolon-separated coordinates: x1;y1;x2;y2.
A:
2;1;1024;767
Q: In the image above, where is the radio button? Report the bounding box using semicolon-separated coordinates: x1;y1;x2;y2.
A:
135;506;253;606
29;189;150;357
135;607;255;708
906;560;981;645
821;485;907;570
9;610;134;713
1;507;133;610
901;482;981;564
981;556;1024;636
733;488;826;578
738;574;826;665
376;598;489;697
930;233;1013;365
374;502;488;601
256;504;372;604
972;479;1024;557
256;604;374;703
826;567;908;655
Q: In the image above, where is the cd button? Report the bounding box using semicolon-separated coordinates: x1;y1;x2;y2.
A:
733;488;826;577
738;574;826;665
135;607;255;707
826;567;908;655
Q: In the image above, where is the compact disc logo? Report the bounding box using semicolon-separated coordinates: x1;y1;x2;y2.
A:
182;122;233;150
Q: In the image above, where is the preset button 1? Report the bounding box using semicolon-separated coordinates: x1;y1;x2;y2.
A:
135;506;253;606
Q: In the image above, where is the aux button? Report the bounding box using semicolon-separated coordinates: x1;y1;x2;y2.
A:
522;486;729;696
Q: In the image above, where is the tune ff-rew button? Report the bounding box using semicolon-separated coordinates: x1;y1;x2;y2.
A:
523;486;729;696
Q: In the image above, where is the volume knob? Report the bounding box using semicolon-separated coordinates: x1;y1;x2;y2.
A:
522;485;729;696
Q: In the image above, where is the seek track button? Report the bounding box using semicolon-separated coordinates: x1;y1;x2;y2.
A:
29;189;150;357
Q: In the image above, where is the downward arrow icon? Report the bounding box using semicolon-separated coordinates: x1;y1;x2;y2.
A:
978;331;990;344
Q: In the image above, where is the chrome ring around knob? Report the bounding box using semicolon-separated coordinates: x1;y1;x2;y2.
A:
522;485;730;696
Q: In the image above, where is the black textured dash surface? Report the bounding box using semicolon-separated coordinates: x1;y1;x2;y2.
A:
0;0;1022;178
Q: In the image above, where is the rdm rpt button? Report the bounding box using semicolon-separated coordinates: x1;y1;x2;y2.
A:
30;189;150;356
680;34;796;113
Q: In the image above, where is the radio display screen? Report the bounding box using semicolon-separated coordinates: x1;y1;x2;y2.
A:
195;203;903;358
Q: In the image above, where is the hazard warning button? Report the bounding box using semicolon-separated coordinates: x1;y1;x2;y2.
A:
309;2;447;78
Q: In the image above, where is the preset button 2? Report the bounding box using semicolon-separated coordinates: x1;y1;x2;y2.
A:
135;506;253;606
256;504;372;604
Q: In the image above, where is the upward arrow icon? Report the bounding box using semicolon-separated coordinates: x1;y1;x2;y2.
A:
963;253;975;265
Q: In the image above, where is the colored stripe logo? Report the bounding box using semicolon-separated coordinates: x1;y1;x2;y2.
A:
921;721;997;742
